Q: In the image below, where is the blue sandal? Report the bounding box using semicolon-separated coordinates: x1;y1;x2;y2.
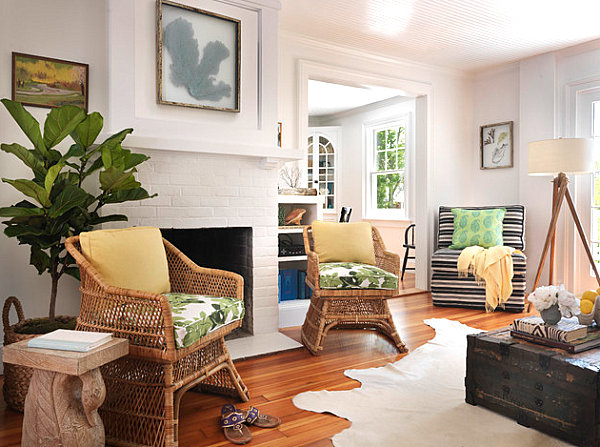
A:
221;404;251;444
241;406;281;428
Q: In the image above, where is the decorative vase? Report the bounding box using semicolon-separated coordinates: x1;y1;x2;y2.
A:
540;303;561;325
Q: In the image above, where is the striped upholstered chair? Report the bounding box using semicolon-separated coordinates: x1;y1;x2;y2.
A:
431;205;527;311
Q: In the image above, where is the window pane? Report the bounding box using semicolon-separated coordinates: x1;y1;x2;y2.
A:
377;131;386;151
376;172;404;210
397;148;405;169
386;150;397;170
377;151;386;171
319;136;328;146
308;136;313;145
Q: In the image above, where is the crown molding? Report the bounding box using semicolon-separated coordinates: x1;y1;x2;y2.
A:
279;31;469;79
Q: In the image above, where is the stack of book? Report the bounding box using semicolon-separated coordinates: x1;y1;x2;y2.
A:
28;329;112;352
511;316;600;353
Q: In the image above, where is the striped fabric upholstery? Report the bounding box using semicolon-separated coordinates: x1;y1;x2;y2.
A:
432;205;527;312
431;248;526;311
437;205;525;250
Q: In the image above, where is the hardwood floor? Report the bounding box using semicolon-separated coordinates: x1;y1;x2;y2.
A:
0;277;532;446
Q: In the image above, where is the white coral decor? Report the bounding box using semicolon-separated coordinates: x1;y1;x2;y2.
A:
527;285;580;317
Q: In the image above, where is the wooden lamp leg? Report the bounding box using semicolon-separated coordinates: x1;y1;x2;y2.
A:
549;176;560;285
532;173;569;293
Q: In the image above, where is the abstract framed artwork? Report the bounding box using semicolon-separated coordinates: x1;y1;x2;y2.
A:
157;0;240;112
12;52;88;109
480;121;513;169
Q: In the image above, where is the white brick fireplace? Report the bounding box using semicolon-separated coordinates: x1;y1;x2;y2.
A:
100;0;303;356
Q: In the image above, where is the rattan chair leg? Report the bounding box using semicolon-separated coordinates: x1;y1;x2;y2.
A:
301;296;329;355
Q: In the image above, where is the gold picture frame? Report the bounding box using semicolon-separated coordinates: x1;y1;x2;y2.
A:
480;121;513;169
156;0;240;112
12;52;88;110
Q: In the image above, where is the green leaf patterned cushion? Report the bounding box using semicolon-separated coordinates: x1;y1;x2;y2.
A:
319;262;398;290
449;207;506;249
164;293;244;349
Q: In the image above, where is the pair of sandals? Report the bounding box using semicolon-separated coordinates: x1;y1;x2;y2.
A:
221;403;281;444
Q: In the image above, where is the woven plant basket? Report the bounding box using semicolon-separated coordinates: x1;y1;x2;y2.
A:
2;296;74;412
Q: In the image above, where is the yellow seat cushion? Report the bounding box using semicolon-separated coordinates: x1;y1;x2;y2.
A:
311;221;376;265
79;226;171;294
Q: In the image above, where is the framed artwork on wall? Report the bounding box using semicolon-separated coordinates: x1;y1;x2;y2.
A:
480;121;513;169
12;52;88;109
156;0;241;112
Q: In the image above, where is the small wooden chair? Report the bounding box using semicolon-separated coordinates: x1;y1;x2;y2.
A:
300;225;408;355
401;223;415;280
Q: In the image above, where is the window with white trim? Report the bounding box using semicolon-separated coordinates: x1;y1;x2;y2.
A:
365;119;408;219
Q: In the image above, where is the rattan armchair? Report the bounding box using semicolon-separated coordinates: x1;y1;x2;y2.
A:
65;236;249;447
301;226;408;355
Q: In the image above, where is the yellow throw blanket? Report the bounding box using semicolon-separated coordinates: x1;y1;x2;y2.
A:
457;246;515;312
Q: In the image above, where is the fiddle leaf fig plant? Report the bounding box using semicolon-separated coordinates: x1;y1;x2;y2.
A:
0;99;155;322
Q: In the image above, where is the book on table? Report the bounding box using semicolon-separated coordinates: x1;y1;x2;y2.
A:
510;327;600;353
28;329;112;352
511;316;587;342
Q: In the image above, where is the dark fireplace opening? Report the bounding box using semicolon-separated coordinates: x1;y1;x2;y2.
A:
161;227;253;339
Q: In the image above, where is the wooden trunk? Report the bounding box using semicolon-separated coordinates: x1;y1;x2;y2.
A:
466;328;600;447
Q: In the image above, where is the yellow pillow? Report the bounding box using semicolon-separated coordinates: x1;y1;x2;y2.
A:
311;221;376;265
79;226;171;294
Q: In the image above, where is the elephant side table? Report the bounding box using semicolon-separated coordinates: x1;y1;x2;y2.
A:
2;337;128;447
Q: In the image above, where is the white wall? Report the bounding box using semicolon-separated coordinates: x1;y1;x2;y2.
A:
470;64;520;205
0;0;109;331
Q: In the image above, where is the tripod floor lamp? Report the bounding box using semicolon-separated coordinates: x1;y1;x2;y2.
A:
528;138;600;293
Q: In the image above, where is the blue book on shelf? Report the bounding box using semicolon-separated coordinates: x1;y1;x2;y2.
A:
298;271;306;299
278;271;283;302
280;269;298;301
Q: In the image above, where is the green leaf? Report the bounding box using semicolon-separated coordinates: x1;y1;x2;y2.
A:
103;188;155;204
61;144;84;161
99;167;140;192
30;246;51;274
83;156;104;178
497;132;508;144
43;106;86;149
89;214;128;225
0;206;44;217
83;128;133;164
71;112;103;148
64;267;81;281
0;99;47;156
47;184;92;218
2;178;51;207
124;153;150;170
1;143;46;177
45;163;64;193
4;224;45;238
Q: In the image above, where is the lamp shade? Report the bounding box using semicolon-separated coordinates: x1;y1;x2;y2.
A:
528;138;594;176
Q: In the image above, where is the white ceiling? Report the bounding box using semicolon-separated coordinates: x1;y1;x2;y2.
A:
280;0;600;72
308;80;403;116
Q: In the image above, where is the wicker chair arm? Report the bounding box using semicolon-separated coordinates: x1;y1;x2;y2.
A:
164;239;243;300
376;250;401;276
306;251;321;289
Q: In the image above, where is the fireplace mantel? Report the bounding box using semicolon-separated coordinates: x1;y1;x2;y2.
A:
121;134;303;169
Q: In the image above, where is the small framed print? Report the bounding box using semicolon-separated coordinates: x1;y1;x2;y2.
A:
12;52;88;109
480;121;513;169
157;0;240;112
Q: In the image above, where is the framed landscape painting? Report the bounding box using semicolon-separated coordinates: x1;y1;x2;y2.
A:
12;52;88;109
157;0;240;112
480;121;513;169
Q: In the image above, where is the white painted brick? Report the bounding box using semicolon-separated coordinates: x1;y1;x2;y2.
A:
141;195;172;206
157;207;213;218
216;207;238;217
113;206;157;218
254;246;278;257
214;186;240;197
224;217;253;227
253;275;278;288
169;173;200;185
253;216;277;227
238;207;265;217
253;255;277;267
149;185;181;196
178;217;229;228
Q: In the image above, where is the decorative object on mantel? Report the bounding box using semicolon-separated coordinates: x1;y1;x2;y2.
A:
284;208;306;226
480;121;513;169
528;138;600;298
277;122;282;147
527;285;580;325
279;165;317;195
0;99;154;411
578;291;600;325
3;337;128;447
12;52;88;110
157;0;240;112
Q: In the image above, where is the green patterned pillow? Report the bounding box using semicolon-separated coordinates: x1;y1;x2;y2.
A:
449;208;506;249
